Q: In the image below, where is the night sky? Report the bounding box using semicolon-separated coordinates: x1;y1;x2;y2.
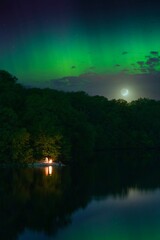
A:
1;0;160;100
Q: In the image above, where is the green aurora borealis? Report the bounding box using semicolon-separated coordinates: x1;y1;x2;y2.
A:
1;21;160;83
1;0;160;99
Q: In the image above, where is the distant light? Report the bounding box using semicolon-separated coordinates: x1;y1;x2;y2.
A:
48;166;53;175
45;157;53;164
45;166;53;176
121;88;129;97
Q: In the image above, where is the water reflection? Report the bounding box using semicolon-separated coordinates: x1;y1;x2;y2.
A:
44;166;53;176
51;188;160;240
1;150;160;240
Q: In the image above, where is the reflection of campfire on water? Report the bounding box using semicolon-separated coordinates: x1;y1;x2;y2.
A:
45;166;53;176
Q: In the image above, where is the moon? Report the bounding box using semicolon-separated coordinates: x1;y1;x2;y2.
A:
121;88;129;97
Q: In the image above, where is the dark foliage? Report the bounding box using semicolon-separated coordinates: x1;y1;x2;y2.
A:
0;70;160;164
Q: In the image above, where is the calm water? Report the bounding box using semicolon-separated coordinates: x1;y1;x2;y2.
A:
1;151;160;240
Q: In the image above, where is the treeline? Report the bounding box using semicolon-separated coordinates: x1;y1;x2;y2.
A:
0;70;160;164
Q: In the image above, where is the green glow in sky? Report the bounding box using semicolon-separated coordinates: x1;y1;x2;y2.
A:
1;22;160;83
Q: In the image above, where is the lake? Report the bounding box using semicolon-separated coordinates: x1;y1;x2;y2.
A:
1;151;160;240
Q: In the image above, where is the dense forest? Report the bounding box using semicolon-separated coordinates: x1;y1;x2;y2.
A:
1;70;160;164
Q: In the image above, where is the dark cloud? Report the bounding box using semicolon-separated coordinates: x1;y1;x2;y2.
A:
121;69;129;74
150;51;159;55
133;68;138;71
137;61;145;67
146;57;160;65
89;66;96;70
81;72;97;77
132;51;160;74
141;68;148;73
122;51;128;55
